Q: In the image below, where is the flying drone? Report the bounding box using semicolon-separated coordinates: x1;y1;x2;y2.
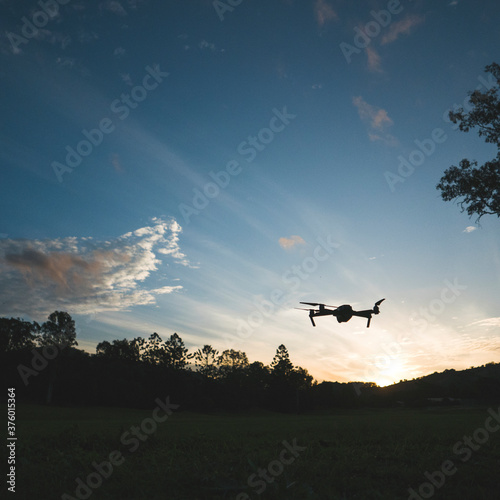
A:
296;299;385;328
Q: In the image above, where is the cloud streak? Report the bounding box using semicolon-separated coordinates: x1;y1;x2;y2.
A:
365;46;382;73
352;96;397;146
279;235;306;250
381;15;424;45
0;217;189;318
314;0;338;27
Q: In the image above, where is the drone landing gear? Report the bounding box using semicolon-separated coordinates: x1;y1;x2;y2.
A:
309;313;316;327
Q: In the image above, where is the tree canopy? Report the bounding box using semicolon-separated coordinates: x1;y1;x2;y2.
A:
40;311;78;347
4;311;500;411
436;62;500;221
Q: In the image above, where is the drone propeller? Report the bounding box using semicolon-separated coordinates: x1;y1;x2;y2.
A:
296;306;316;326
373;298;385;314
300;302;338;308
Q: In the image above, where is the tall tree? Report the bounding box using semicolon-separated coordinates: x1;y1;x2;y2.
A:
0;317;40;352
40;311;78;347
164;333;189;369
38;311;77;404
437;62;500;221
194;345;219;378
271;344;294;379
142;332;166;365
218;349;249;377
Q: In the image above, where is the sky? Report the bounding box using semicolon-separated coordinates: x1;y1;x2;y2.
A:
1;0;499;386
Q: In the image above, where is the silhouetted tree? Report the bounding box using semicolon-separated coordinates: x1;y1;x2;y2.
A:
269;345;297;411
271;344;294;379
96;338;142;363
40;311;77;347
193;344;219;378
437;62;500;221
291;366;314;390
246;361;270;386
38;311;77;404
142;332;173;365
164;333;189;369
218;349;249;377
242;361;271;409
0;317;40;352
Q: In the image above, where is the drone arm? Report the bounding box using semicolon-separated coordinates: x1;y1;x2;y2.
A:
310;315;316;327
352;310;373;327
352;310;372;319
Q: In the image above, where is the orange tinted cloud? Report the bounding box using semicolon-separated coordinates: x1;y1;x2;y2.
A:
314;0;338;27
366;46;382;73
352;96;398;146
3;248;128;292
381;15;424;45
279;235;306;250
0;218;188;316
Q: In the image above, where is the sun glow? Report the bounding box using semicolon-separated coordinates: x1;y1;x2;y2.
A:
370;358;408;387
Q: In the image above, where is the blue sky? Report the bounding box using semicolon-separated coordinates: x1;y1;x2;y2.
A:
1;0;499;385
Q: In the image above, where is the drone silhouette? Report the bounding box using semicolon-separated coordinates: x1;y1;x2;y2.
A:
296;299;385;328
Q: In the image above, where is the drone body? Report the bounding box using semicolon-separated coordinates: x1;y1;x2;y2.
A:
297;299;385;328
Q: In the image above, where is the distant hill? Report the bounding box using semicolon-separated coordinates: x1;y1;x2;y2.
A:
313;363;500;409
368;363;500;406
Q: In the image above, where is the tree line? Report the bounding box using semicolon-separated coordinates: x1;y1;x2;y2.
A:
3;311;500;412
2;311;319;412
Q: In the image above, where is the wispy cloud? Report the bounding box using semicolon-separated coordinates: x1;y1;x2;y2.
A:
467;317;500;329
78;31;99;44
114;46;126;58
365;46;382;73
55;56;76;69
99;1;128;16
110;153;124;173
199;39;216;51
353;96;393;129
463;226;477;233
352;96;397;146
0;218;189;318
279;235;306;250
120;72;133;86
198;40;225;53
381;15;424;45
314;0;338;27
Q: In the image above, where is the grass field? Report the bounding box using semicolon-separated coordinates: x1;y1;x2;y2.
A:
5;403;500;499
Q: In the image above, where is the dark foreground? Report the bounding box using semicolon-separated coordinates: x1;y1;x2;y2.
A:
5;404;500;499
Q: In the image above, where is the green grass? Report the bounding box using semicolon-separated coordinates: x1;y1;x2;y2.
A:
5;404;500;499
